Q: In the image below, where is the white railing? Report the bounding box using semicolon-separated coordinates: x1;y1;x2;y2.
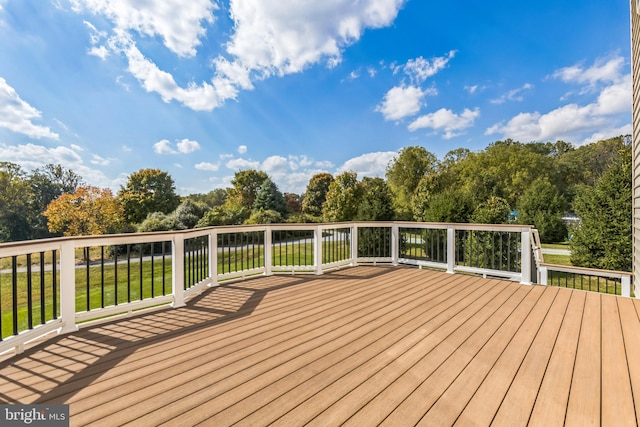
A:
0;221;629;358
539;263;634;297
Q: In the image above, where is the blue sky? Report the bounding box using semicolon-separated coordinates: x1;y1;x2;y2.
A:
0;0;631;195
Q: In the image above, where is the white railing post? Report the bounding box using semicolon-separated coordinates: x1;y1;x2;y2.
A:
447;226;455;274
520;229;532;285
540;265;548;285
314;225;323;275
172;234;186;308
351;223;359;266
58;240;79;334
209;230;217;287
265;226;273;276
622;274;632;297
391;224;399;266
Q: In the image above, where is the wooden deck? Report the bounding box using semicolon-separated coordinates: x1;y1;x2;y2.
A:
1;265;639;426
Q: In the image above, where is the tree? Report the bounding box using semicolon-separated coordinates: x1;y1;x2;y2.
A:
283;193;302;216
570;146;632;271
173;200;208;229
118;169;181;224
27;164;84;239
471;196;511;224
137;212;176;232
0;162;34;242
517;177;567;243
356;177;394;221
44;186;125;236
245;209;283;224
253;178;286;214
196;204;249;227
228;170;270;210
184;189;227;208
302;173;334;217
386;146;438;219
322;172;362;222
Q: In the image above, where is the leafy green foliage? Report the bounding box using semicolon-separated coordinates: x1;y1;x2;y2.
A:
137;212;176;232
246;209;283;224
174;199;209;229
302;173;334;217
118;169;180;224
253;178;286;214
570;145;632;271
517;177;567;243
471;196;511;224
386;146;438;219
0;162;34;242
323;171;362;222
228;170;270;210
356;177;394;221
196;203;249;227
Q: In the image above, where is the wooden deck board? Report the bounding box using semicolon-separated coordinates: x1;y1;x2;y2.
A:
0;265;638;426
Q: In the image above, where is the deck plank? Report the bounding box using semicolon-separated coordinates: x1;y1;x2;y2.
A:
0;266;637;426
600;294;636;426
527;290;585;426
394;285;558;427
565;291;601;427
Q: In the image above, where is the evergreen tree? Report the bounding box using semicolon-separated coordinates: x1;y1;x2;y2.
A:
570;147;631;271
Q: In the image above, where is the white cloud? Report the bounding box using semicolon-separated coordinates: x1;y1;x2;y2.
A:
0;77;59;139
552;55;625;87
582;124;633;145
153;138;200;154
176;138;200;153
376;85;427;121
73;0;405;111
153;139;176;154
122;145;132;152
225;0;406;76
486;73;631;142
403;50;456;84
237;145;247;154
71;0;218;58
121;39;224;111
195;161;219;172
337;151;396;177
409;108;480;139
226;158;261;170
90;154;110;166
262;155;289;176
0;142;115;189
490;83;533;104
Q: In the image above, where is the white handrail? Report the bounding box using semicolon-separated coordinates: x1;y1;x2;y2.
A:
0;221;633;358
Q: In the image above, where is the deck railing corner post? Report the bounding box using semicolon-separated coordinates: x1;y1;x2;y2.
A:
265;226;273;276
58;240;79;335
446;226;455;274
391;223;399;266
171;233;186;308
622;274;632;297
520;229;532;285
540;265;549;286
351;223;359;266
314;225;323;275
208;230;218;287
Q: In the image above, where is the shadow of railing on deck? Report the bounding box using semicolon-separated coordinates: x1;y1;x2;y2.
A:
0;266;397;405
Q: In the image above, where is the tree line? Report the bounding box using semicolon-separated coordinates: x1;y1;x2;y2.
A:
0;135;631;271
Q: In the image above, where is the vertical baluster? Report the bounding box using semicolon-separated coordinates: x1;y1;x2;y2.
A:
11;256;18;335
85;247;90;311
101;246;105;308
27;254;32;329
52;250;57;319
39;252;45;324
114;246;118;305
